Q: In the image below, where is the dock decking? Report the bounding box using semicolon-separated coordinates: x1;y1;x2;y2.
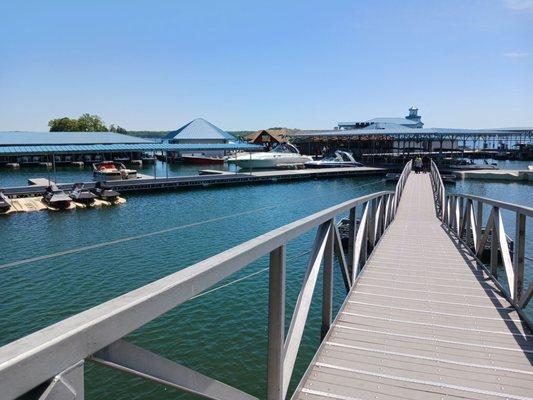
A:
3;167;385;197
293;173;533;400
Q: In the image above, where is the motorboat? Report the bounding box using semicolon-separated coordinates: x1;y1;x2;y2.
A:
226;144;312;169
69;183;96;205
91;182;120;202
385;173;400;182
440;158;497;171
442;174;456;184
182;154;225;165
0;191;12;213
43;185;71;209
306;151;363;168
93;161;137;181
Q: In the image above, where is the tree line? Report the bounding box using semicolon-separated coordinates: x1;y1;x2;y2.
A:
48;113;127;133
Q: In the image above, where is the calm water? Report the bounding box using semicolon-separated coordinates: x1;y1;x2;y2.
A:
0;162;531;399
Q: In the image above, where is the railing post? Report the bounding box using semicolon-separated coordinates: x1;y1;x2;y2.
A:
348;206;356;278
476;200;483;244
514;213;526;302
321;220;334;340
457;197;465;238
367;199;376;247
267;245;285;400
491;207;499;277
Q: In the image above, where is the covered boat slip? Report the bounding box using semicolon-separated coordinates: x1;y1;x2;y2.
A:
292;173;533;400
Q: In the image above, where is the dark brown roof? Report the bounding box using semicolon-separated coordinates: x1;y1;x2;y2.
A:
244;129;291;143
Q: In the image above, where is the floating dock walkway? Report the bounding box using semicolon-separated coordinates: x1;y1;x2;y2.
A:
293;173;533;400
2;166;386;197
0;162;531;400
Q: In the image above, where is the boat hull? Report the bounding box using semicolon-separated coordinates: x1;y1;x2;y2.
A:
306;161;362;168
183;156;224;165
230;156;312;169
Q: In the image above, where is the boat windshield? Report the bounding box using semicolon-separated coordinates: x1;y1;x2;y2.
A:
271;144;299;154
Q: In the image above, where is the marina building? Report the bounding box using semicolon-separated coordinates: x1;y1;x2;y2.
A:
338;106;424;130
0;120;260;167
163;118;257;159
289;107;532;159
244;129;290;150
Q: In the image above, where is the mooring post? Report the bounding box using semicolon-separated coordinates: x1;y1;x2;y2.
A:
267;245;285;400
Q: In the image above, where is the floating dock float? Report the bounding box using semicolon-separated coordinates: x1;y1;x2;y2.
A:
453;169;533;182
2;196;126;215
3;166;386;198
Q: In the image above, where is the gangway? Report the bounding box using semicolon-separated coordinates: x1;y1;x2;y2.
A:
0;161;531;400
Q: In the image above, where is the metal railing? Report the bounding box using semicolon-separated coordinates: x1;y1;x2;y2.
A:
429;162;532;327
429;159;445;218
0;162;413;400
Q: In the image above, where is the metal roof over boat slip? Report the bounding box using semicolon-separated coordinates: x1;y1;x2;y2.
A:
0;131;150;145
291;127;529;137
0;142;261;155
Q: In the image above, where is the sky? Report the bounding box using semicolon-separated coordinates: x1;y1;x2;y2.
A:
0;0;532;131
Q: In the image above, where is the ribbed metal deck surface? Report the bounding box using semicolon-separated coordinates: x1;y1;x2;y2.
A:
293;173;533;400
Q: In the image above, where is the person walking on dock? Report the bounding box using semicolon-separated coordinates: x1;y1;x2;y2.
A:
414;156;423;174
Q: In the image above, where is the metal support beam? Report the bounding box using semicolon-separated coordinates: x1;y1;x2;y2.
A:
333;223;351;293
494;208;515;295
283;222;330;398
352;202;369;282
490;208;499;277
321;220;335;340
38;361;84;400
513;213;526;302
476;201;483;245
518;281;533;309
267;246;285;400
92;340;256;400
347;206;356;277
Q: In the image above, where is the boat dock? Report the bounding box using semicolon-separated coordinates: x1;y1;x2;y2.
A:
292;171;533;400
1;162;531;400
453;168;533;182
3;166;386;198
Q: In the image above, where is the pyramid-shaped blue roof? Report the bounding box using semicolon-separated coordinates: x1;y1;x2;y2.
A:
165;118;236;141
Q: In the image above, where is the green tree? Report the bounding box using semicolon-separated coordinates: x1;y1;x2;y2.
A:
48;117;80;132
109;124;128;134
77;113;108;132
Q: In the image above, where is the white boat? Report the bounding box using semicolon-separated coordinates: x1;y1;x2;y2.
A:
306;151;363;168
227;144;312;169
93;161;137;181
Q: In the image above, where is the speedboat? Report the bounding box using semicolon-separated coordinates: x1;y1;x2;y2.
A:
69;183;96;205
93;161;137;181
227;144;312;169
91;182;120;202
385;173;401;182
0;191;12;213
182;154;225;165
43;185;71;209
306;151;363;168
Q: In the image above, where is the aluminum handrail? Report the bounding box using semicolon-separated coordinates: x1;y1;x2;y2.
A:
0;179;407;400
447;193;533;218
430;159;445;218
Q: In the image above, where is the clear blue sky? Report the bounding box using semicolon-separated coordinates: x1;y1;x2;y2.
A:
1;0;532;131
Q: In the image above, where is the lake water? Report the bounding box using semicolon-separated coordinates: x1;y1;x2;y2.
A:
0;162;531;399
